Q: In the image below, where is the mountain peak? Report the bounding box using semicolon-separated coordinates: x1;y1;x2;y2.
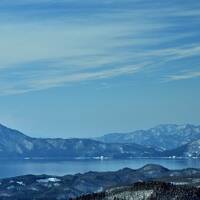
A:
139;164;169;172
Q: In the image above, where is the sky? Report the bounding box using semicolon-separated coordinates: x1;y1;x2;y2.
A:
0;0;200;138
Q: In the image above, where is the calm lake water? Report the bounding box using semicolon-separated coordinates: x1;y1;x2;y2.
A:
0;158;200;178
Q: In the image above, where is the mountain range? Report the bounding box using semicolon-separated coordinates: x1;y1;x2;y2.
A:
1;164;200;199
0;123;158;159
96;124;200;151
0;123;200;158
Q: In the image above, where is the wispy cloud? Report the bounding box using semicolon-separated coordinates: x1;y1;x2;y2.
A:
0;0;200;95
0;61;147;95
167;71;200;81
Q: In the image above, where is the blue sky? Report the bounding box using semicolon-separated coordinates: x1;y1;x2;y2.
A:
0;0;199;138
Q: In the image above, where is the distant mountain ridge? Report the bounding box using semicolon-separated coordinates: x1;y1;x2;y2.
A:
96;124;200;151
1;123;200;158
0;123;158;158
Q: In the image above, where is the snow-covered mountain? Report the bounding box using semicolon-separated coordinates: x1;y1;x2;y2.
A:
0;124;158;158
1;164;200;199
1;123;200;158
164;139;200;158
96;124;200;150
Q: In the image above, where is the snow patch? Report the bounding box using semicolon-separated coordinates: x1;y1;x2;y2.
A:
37;177;61;183
17;181;25;186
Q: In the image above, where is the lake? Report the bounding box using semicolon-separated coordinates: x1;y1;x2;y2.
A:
0;158;200;178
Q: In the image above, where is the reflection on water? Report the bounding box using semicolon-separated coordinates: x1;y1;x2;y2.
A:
0;158;200;178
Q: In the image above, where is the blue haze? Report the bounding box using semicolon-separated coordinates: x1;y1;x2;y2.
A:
0;0;199;137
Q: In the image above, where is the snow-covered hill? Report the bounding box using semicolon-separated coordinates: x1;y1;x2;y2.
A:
96;124;200;150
